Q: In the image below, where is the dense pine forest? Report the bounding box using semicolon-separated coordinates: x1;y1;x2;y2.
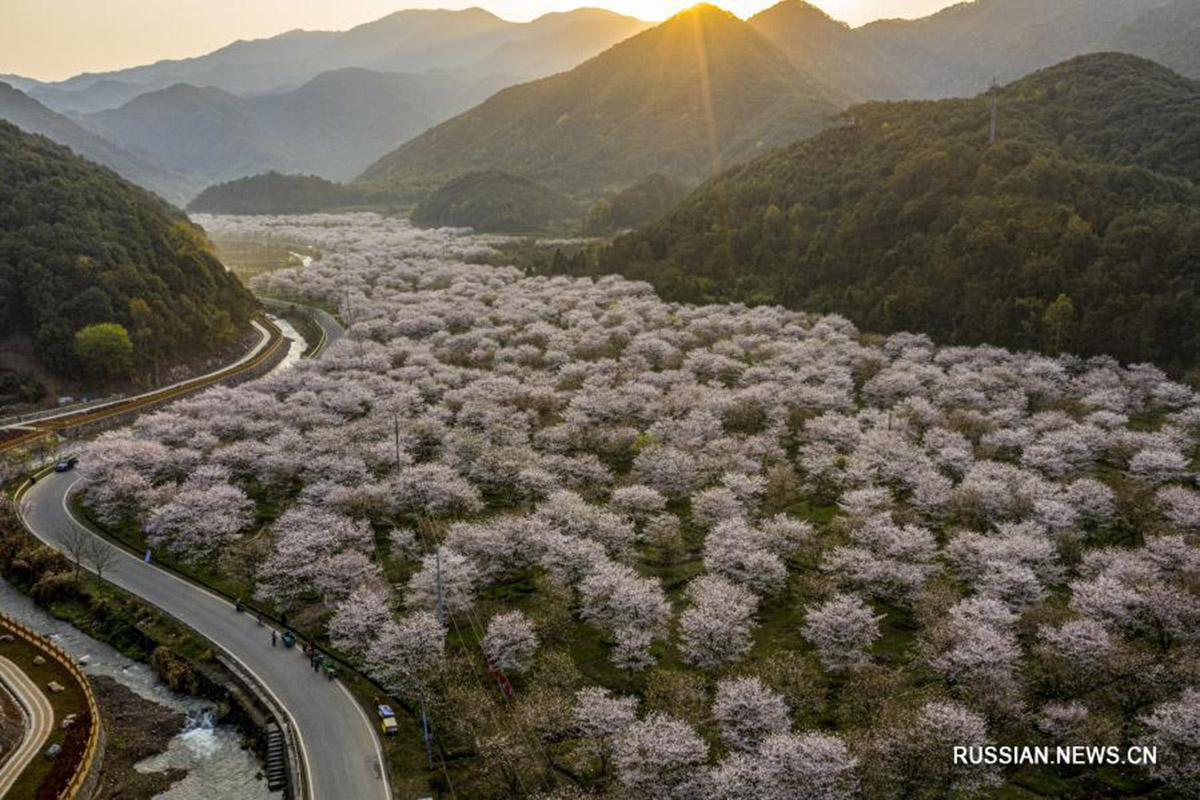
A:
584;54;1200;375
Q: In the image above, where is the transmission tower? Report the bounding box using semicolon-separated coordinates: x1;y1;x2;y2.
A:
988;78;1000;144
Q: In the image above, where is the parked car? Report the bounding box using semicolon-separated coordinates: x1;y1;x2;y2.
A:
54;456;78;473
377;704;398;736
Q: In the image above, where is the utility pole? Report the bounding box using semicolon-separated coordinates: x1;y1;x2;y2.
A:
414;680;434;770
435;548;446;628
988;78;999;144
393;412;402;472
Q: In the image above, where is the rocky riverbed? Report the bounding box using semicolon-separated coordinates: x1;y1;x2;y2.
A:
0;579;269;800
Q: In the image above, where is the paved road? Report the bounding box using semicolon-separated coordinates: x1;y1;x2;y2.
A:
18;474;389;800
260;299;344;358
0;320;272;436
0;655;54;797
307;307;345;356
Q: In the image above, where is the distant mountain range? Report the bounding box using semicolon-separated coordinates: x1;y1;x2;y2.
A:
2;0;1199;207
16;8;650;108
77;68;505;185
357;5;841;200
751;0;1200;100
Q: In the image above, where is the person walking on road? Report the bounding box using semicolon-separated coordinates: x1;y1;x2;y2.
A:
271;630;277;647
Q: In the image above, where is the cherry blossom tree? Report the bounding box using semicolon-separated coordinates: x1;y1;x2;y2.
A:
1140;688;1200;792
405;547;476;614
611;485;667;525
329;586;393;659
863;700;1002;799
1157;486;1200;531
574;687;638;774
579;559;670;670
704;518;788;596
364;611;445;690
678;575;759;669
144;481;253;563
825;513;938;604
613;712;708;798
709;733;859;800
254;505;377;606
802;594;882;671
483;610;538;673
713;677;791;751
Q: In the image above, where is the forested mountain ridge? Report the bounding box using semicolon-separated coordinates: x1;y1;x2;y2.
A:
412;170;575;233
187;172;364;215
595;54;1200;374
0;122;258;382
356;5;841;201
0;82;200;205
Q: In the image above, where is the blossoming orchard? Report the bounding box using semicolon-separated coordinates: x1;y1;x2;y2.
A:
77;214;1200;796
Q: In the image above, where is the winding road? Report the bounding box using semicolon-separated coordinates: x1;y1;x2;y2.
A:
13;305;389;800
0;656;54;797
262;300;344;358
0;319;274;442
18;470;389;800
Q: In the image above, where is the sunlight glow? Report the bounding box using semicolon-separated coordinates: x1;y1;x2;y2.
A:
0;0;960;81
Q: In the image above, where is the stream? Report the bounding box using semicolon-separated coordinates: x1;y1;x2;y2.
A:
0;276;311;796
0;579;270;799
269;314;305;373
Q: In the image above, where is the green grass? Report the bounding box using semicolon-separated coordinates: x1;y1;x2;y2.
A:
211;238;321;285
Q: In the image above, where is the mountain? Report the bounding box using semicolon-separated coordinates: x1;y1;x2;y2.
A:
44;29;340;98
748;0;1200;101
28;79;160;114
1110;0;1200;80
187;172;363;215
855;0;1188;98
247;68;503;180
357;5;841;201
0;121;257;381
28;8;649;111
78;68;502;189
0;82;198;204
308;8;510;75
748;1;907;100
84;84;289;182
470;9;652;79
412;170;575;233
597;54;1200;374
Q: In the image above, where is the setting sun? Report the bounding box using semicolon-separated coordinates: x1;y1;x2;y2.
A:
0;0;964;80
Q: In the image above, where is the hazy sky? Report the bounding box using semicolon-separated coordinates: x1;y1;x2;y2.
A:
1;0;958;81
